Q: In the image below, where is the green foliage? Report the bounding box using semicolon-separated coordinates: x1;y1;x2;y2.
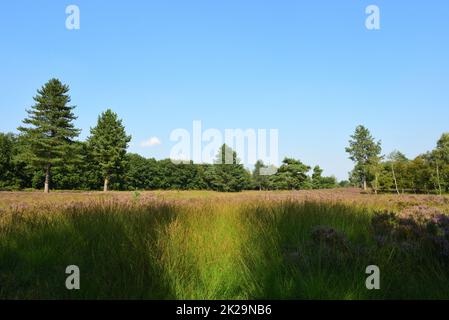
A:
87;109;131;191
0;133;30;190
50;141;103;190
124;154;159;190
16;79;81;191
338;180;351;188
268;158;311;190
375;146;449;194
434;133;449;193
252;160;270;190
312;165;337;189
158;159;208;190
0;133;16;188
346;125;382;190
205;144;251;192
436;133;449;163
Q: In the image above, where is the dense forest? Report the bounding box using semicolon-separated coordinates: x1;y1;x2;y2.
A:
0;79;448;194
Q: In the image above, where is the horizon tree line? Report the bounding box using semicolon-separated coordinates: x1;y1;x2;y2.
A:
345;125;449;194
0;78;448;194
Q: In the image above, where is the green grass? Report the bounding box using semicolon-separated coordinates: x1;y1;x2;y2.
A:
0;197;448;299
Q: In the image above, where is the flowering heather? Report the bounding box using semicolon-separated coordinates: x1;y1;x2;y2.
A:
372;205;449;259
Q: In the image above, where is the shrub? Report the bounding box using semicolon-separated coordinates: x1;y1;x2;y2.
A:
372;206;449;258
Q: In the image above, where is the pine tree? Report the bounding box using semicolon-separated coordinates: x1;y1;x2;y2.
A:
18;79;80;193
206;144;250;192
345;125;382;191
272;158;311;190
88;109;131;192
253;160;269;190
312;165;323;188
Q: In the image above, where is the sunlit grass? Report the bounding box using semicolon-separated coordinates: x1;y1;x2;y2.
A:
0;190;448;299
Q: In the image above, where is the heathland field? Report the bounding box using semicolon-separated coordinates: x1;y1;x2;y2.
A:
1;189;449;299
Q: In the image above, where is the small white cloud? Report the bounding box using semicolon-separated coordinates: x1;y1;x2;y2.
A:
140;137;161;147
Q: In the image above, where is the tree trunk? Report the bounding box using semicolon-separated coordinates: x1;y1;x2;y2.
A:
436;163;442;196
103;177;109;192
44;165;50;193
391;163;399;195
362;177;367;191
374;173;378;195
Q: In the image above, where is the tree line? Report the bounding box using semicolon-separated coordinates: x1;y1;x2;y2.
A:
0;79;338;192
1;79;447;194
345;125;449;194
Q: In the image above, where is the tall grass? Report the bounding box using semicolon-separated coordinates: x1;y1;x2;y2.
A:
0;194;448;299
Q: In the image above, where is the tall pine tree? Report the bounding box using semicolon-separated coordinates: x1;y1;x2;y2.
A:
345;125;382;191
18;79;80;193
205;144;250;192
88;109;131;192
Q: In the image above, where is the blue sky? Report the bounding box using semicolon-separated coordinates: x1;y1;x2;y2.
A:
0;0;448;180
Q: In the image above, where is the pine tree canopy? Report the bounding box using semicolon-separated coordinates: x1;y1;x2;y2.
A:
88;109;131;180
17;78;80;169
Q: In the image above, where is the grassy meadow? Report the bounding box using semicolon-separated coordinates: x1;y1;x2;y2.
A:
1;189;449;299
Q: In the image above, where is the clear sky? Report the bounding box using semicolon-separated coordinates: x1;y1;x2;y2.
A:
1;0;448;180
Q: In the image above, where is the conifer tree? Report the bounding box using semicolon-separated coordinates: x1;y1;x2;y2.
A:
205;144;250;192
346;125;382;191
88;109;131;192
18;79;80;193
